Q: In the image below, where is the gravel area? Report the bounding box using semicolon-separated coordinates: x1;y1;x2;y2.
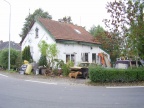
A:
0;71;90;86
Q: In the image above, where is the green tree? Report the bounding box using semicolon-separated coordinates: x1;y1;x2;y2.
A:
22;46;33;62
128;0;144;59
103;0;144;59
89;25;105;37
15;52;23;70
20;8;52;38
38;40;48;56
62;16;72;23
38;55;47;67
89;25;120;62
0;49;21;70
38;40;59;69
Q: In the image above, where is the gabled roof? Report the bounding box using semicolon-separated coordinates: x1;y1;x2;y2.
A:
38;18;101;44
20;18;101;45
0;41;21;51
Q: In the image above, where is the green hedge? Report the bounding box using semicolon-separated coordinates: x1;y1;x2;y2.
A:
0;49;22;70
89;66;144;83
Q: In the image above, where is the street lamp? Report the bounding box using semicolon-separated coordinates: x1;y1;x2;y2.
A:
4;0;11;71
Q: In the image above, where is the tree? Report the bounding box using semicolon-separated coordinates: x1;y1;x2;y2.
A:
89;25;120;62
58;16;72;23
128;0;144;59
38;55;47;67
38;40;48;56
22;46;33;62
63;16;72;23
103;0;144;59
15;52;23;70
0;49;21;70
38;40;59;69
20;8;52;38
89;25;105;36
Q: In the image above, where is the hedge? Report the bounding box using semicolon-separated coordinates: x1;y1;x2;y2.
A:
0;49;22;70
89;66;144;83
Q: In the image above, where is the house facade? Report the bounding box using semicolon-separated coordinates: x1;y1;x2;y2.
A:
20;18;110;65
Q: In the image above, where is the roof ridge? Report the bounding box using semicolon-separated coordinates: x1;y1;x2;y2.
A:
20;17;101;45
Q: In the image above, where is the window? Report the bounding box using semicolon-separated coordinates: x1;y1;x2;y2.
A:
81;53;89;62
71;54;75;63
92;53;96;63
66;54;75;63
66;55;70;63
35;27;39;38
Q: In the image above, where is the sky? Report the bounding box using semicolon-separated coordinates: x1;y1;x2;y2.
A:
0;0;113;43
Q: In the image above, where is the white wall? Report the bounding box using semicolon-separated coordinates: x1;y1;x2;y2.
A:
21;22;55;63
21;21;110;65
57;43;104;65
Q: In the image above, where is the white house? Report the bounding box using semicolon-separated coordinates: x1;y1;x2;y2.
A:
20;18;110;65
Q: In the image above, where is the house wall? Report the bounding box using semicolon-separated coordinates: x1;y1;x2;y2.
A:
21;22;56;62
57;43;109;65
21;21;110;65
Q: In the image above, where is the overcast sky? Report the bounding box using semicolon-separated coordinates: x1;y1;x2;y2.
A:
0;0;113;43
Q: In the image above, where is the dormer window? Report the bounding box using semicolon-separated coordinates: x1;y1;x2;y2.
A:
35;27;39;38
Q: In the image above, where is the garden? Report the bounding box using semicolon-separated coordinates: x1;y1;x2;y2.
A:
0;40;144;84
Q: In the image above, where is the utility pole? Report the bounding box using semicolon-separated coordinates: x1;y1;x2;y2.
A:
4;0;11;71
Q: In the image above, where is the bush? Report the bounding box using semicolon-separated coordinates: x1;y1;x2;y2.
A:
61;64;70;76
61;61;74;76
89;66;144;83
38;55;47;66
22;46;33;62
0;49;22;70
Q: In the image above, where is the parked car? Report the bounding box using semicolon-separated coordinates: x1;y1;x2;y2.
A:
115;60;143;69
70;62;97;79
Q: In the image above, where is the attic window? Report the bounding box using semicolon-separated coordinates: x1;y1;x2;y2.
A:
35;27;39;38
74;29;81;34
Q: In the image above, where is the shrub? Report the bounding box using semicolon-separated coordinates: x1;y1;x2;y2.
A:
38;55;47;66
89;66;144;83
0;49;22;70
22;46;33;62
61;64;70;76
15;52;23;70
61;61;74;76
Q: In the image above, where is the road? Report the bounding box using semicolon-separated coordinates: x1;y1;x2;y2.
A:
0;73;144;108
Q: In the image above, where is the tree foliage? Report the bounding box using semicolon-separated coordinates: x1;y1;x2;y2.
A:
58;16;72;23
63;16;72;23
20;8;52;38
89;25;120;62
89;25;105;37
22;46;33;62
38;40;59;69
38;55;47;67
103;0;144;59
38;40;48;56
0;49;22;70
